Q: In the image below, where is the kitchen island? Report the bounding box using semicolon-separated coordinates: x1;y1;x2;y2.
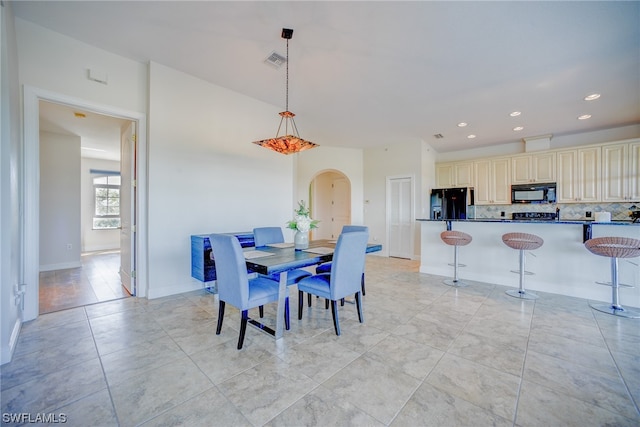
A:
417;218;640;308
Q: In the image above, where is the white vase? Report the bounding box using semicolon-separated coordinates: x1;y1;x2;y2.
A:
294;230;309;250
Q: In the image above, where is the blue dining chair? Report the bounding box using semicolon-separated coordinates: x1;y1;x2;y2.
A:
314;225;368;307
210;233;289;350
297;230;369;335
253;227;312;318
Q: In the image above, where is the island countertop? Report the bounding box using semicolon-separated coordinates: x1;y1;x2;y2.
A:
416;218;639;226
418;219;640;308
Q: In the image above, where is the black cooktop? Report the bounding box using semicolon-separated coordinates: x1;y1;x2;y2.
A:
512;212;557;221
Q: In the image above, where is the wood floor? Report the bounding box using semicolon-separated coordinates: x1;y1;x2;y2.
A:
39;250;131;314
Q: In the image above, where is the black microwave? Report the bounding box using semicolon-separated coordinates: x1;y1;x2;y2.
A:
511;183;556;204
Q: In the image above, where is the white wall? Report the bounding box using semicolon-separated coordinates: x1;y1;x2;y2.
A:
148;62;295;298
1;2;23;365
81;158;120;252
39;131;81;270
363;140;424;258
16;18;147;113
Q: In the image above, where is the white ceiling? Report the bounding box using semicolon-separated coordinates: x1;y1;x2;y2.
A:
14;1;640;159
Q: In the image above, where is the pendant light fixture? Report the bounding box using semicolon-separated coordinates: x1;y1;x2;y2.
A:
252;28;318;154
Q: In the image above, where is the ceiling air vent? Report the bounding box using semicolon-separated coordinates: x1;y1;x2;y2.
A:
264;51;287;69
433;133;444;139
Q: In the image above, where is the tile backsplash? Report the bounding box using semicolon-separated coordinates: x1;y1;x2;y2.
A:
473;202;637;221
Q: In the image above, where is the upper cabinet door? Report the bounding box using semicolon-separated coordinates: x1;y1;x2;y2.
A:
512;153;556;184
532;152;556;183
454;162;474;187
577;147;601;203
602;144;627;202
474;158;510;205
435;163;454;188
436;162;473;188
556;147;600;203
629;142;640;201
511;156;532;184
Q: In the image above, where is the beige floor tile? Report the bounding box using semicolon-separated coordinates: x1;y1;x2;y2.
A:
523;349;639;421
426;353;520;421
141;387;252;427
217;356;318;426
265;385;384;427
321;355;421;424
517;380;639;427
54;389;118;427
392;382;512;427
110;357;213;426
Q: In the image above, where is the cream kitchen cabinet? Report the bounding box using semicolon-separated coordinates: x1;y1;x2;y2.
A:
511;152;556;184
474;157;511;205
602;140;640;202
436;161;474;188
556;147;601;203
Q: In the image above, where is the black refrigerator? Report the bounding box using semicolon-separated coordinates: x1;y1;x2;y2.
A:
430;187;474;220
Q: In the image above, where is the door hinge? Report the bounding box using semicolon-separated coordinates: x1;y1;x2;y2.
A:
132;179;137;187
131;270;136;278
131;225;136;233
132;134;137;143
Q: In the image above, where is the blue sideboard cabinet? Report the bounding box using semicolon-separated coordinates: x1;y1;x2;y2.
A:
191;232;255;285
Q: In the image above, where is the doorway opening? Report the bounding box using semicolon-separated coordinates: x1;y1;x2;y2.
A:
38;100;135;314
310;170;351;240
22;86;147;322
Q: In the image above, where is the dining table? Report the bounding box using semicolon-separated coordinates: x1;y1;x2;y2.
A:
241;238;382;339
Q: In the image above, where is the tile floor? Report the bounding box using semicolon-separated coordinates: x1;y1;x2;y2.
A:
2;256;639;426
39;250;130;314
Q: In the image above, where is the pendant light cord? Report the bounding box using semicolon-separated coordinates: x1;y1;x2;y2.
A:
285;37;289;112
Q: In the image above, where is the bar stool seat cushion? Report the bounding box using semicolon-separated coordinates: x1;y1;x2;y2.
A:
440;231;473;246
585;237;640;259
502;232;543;251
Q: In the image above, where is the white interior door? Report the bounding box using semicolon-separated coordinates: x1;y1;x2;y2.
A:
331;177;351;239
388;176;414;259
120;122;136;295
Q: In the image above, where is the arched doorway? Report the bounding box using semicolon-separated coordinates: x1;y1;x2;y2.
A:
310;170;351;240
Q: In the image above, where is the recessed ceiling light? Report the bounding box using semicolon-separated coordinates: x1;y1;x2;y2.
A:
510;111;521;117
81;147;107;152
584;93;601;101
457;122;468;127
74;112;86;118
513;126;524;131
467;134;476;139
578;114;592;120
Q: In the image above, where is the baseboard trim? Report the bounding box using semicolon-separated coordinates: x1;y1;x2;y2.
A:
39;261;82;272
1;318;21;365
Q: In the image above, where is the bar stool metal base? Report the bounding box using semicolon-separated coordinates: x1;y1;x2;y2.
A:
443;278;469;287
589;303;640;319
505;289;538;300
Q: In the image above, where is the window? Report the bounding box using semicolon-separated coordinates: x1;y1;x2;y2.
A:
93;175;121;229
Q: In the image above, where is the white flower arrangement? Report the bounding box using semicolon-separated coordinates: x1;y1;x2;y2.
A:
286;200;319;232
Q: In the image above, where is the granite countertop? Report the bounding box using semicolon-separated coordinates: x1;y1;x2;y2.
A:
416;218;639;226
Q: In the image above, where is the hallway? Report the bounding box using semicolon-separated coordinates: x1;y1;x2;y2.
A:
39;250;130;314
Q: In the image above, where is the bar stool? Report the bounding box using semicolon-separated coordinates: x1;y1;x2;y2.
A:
584;237;640;318
440;230;473;287
502;232;543;300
